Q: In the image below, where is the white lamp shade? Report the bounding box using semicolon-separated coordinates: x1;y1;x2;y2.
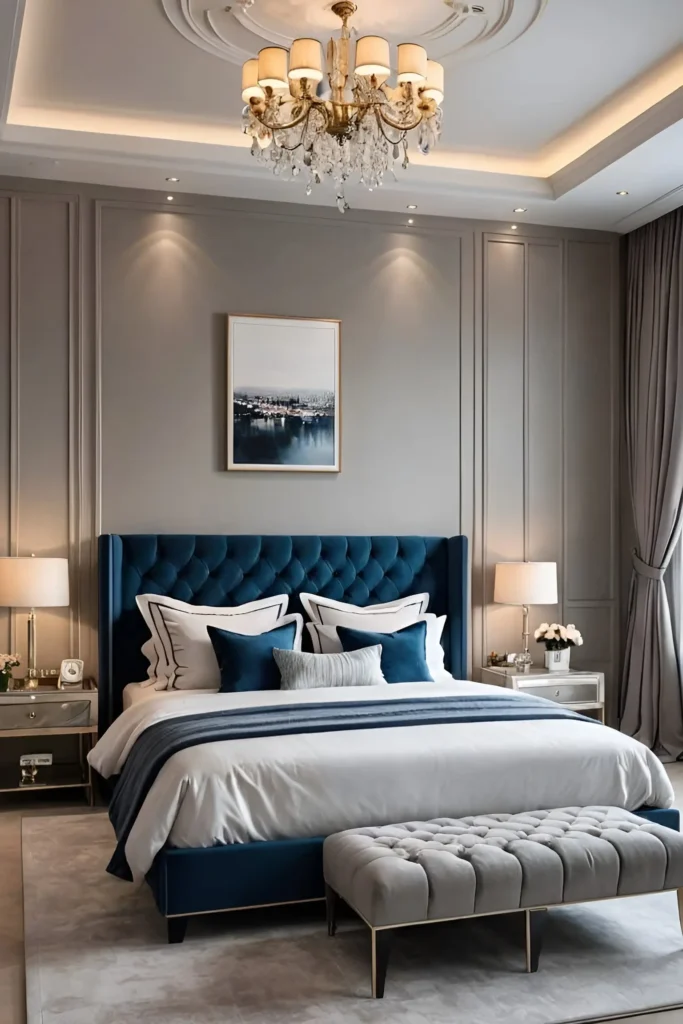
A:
423;60;444;104
0;557;70;608
288;38;323;82
258;47;289;89
493;562;558;606
397;43;427;83
242;59;264;102
355;36;390;77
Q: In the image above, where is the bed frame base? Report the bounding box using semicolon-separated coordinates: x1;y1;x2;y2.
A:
148;807;680;943
167;917;188;944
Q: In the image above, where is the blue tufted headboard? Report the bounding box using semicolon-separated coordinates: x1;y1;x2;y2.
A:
98;534;468;734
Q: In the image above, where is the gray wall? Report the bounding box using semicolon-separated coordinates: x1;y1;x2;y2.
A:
0;179;621;712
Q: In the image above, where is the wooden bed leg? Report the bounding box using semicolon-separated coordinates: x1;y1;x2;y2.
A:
167;916;189;944
325;883;338;937
525;909;547;972
677;889;683;935
371;928;393;998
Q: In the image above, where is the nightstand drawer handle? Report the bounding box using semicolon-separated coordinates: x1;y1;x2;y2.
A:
28;711;36;719
555;689;560;697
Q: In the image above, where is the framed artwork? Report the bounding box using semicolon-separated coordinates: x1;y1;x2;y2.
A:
227;314;341;472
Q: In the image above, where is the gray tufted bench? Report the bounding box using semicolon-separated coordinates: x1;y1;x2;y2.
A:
323;806;683;998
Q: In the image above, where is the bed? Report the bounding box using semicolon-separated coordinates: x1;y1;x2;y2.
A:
94;533;676;942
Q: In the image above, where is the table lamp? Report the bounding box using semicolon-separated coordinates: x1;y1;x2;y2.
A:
0;556;70;685
493;561;558;671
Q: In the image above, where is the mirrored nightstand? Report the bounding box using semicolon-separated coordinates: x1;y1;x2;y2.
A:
0;679;98;802
480;666;605;723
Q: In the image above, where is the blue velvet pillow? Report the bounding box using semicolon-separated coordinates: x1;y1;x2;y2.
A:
336;620;433;684
207;621;297;693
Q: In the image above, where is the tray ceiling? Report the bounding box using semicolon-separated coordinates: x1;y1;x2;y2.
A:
0;0;682;231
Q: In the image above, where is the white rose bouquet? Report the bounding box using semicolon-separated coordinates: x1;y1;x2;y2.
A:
0;653;20;692
533;623;583;652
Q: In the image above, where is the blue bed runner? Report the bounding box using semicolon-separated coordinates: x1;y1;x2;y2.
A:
107;692;596;880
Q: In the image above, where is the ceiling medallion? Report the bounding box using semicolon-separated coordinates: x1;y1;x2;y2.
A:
241;2;444;211
162;1;547;69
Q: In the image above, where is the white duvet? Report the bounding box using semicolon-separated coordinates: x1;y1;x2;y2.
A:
89;677;674;883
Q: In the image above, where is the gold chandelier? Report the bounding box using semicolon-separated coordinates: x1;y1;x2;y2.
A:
240;2;444;211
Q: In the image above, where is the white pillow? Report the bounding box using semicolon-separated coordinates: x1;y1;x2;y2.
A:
140;637;161;686
136;593;291;690
162;609;302;691
306;613;447;678
300;592;430;628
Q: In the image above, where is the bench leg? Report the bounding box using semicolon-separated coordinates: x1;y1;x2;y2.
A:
677;889;683;935
325;883;338;937
525;909;547;973
167;916;188;944
371;928;393;998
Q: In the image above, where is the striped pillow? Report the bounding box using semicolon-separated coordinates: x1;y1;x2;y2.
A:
274;646;386;690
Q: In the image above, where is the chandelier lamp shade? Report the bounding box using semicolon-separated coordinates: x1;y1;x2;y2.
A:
240;2;444;212
288;38;324;82
355;36;390;78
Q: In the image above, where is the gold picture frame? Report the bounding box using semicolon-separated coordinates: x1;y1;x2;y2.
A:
227;314;341;473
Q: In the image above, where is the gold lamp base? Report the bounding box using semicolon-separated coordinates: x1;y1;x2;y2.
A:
513;605;533;673
26;608;39;687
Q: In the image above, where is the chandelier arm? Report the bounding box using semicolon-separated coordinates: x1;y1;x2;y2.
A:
376;108;426;134
251;98;318;133
372;107;408;146
276;136;306;153
276;108;316;153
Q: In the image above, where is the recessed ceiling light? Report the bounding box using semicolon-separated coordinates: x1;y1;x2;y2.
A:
408;218;414;225
510;224;518;230
407;204;418;210
166;195;174;201
513;207;527;213
616;190;629;196
166;176;180;182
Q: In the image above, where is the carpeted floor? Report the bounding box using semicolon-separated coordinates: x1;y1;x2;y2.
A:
21;812;683;1024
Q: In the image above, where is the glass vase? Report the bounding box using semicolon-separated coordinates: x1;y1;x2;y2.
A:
0;671;10;693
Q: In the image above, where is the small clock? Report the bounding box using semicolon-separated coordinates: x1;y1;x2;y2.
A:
59;658;84;688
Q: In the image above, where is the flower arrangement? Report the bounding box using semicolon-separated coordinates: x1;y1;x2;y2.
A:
534;624;583;651
0;653;20;692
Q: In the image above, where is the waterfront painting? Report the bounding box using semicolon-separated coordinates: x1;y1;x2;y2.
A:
227;315;340;472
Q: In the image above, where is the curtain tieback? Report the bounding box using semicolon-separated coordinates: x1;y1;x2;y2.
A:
632;550;666;581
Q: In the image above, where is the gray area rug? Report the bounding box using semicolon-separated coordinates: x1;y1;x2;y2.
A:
22;814;683;1024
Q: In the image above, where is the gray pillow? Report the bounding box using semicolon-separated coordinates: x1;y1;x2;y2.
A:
274;645;386;690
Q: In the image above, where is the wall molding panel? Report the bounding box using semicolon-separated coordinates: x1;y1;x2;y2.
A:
8;195;19;655
0;189;81;670
475;230;620;717
0;176;621;697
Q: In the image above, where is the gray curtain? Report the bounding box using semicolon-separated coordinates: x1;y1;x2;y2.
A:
621;208;683;758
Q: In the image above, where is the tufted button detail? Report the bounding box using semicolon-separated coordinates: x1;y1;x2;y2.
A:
114;534;458;711
120;535;451;613
323;806;683;930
